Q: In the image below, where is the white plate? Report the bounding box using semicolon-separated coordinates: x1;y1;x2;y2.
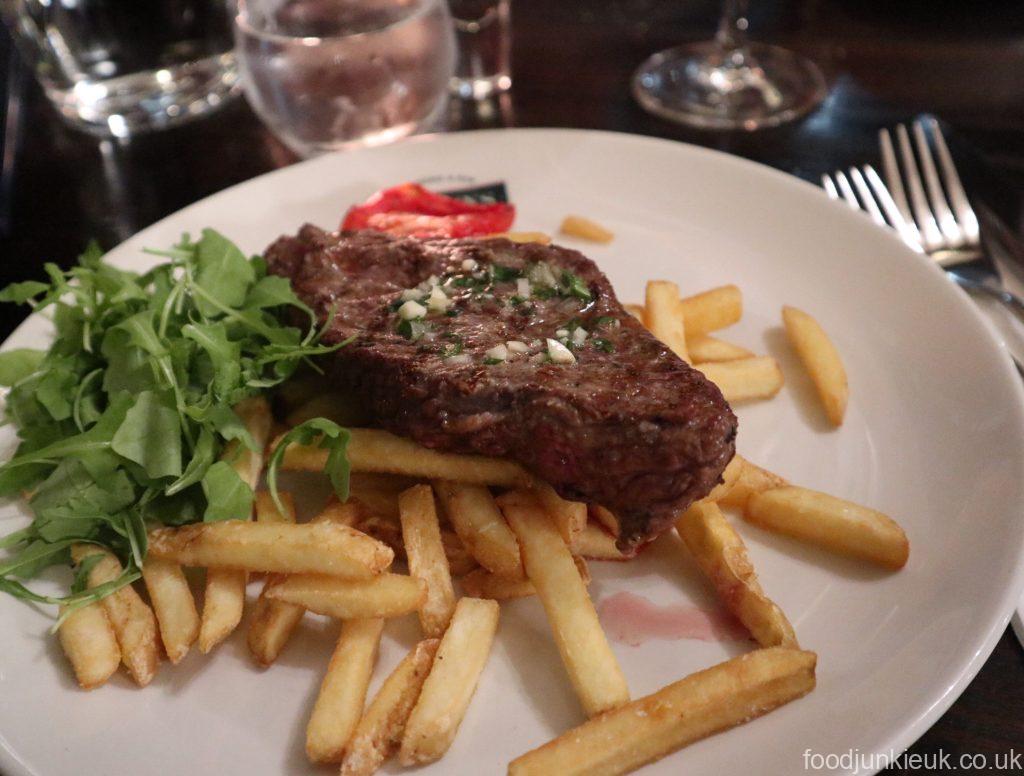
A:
2;129;1023;776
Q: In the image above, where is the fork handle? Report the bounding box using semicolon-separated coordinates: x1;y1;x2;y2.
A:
954;277;1024;323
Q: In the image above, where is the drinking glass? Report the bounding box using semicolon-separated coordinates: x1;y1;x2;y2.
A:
448;0;510;99
632;0;826;131
234;0;456;157
0;0;238;137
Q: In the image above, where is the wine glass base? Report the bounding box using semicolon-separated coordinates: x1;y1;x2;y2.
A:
632;41;827;131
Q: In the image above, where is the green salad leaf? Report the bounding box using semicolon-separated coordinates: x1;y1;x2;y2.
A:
0;230;350;619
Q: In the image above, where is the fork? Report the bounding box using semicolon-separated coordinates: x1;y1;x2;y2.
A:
822;118;1024;321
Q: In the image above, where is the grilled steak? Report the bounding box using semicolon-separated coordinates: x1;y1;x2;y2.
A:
266;227;737;550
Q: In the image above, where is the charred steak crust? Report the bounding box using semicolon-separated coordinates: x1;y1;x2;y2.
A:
266;227;737;550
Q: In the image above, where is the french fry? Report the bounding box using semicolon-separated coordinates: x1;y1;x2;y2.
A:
490;231;552;244
58;602;121;690
399;485;457;637
696;357;784;403
508;647;817;776
676;502;797;648
687;333;754;363
71;544;159;687
277;427;530;487
200;396;272;652
266;573;426;619
645;280;689;362
718;457;789;510
699;454;743;504
501;492;630;717
624;303;645;322
141;556;200;664
248;491;304;667
572;521;626;561
149;521;393;578
340;638;441;776
559;215;614;243
461;557;590;601
783;305;849;426
400;597;500;765
198;569;247;654
534;483;587;547
434;480;522;577
590;505;619;536
306;618;385;763
746;487;909;570
679;284;742;335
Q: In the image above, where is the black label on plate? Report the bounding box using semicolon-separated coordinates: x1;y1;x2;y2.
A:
442;182;509;204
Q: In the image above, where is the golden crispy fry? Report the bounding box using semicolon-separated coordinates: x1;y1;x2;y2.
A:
200;396;273;653
783;305;849;426
434;480;522;577
571;521;626;561
687;333;755;363
679;284;742;335
676;502;797;648
266;573;426;619
624;303;645;322
501;492;630;717
148;521;393;578
695;357;784;403
340;638;440;776
699;455;743;504
490;231;552;244
559;215;614;244
717;457;789;510
534;483;587;547
508;648;817;776
590;505;619;536
248;491;305;667
461;557;590;601
141;556;199;664
58;602;120;690
306;618;385;764
199;569;247;654
399;485;457;637
400;598;500;765
277;428;530;487
72;544;159;687
645;280;689;362
746;487;909;570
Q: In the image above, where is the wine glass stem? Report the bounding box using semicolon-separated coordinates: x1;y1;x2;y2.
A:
715;0;750;52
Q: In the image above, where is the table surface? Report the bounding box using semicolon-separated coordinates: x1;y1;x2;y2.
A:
2;0;1023;772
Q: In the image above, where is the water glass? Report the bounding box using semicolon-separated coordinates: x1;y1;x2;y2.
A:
234;0;456;158
448;0;510;99
0;0;238;137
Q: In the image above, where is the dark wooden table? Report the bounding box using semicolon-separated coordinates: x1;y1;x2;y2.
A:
2;0;1023;772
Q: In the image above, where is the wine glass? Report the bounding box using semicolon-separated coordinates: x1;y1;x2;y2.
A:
632;0;827;131
234;0;456;157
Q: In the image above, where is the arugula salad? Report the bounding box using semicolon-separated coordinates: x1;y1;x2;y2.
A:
0;230;350;624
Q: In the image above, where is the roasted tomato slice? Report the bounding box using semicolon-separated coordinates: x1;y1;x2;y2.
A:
342;182;515;238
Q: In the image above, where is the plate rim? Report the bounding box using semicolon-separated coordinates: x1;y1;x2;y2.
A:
2;127;1024;776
